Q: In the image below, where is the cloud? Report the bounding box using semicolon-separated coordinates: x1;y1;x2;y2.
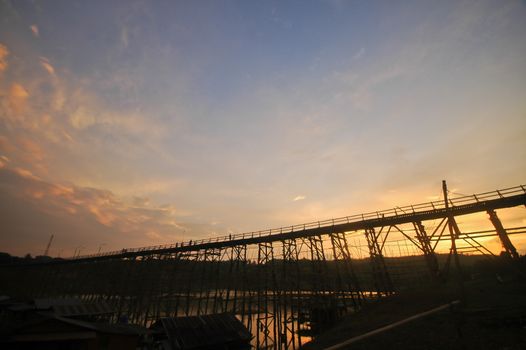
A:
132;196;150;207
0;43;8;72
0;164;216;257
349;65;405;111
12;166;40;180
120;26;129;48
18;137;45;162
0;56;65;141
145;231;162;240
293;195;306;201
40;57;55;75
69;106;96;129
0;155;9;168
9;83;29;98
30;25;39;37
349;88;373;112
0;136;15;153
353;47;365;60
0;42;172;200
7;83;29;115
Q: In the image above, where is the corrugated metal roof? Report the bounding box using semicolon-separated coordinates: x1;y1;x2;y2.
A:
53;302;113;317
7;303;35;312
152;313;251;350
10;314;147;336
34;298;114;316
34;298;82;309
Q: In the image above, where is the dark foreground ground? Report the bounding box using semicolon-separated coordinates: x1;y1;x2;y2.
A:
304;264;526;349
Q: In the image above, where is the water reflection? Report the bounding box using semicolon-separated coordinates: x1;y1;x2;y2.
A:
81;289;380;349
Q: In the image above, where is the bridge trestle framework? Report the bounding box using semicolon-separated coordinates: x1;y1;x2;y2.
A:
1;185;525;349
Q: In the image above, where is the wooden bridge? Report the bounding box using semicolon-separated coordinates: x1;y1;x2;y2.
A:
1;182;525;349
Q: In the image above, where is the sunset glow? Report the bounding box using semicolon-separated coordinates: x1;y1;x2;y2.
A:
0;1;525;257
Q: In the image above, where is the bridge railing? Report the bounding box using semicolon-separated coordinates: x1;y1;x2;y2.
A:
73;184;526;260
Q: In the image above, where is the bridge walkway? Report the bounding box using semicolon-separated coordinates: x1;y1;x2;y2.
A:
64;185;526;264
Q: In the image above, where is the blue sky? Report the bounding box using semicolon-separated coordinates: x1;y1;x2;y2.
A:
0;0;525;256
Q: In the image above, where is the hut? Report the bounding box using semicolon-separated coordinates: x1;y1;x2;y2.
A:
150;313;252;350
33;298;114;321
1;313;148;350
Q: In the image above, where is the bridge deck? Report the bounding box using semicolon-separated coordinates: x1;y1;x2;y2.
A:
56;185;526;264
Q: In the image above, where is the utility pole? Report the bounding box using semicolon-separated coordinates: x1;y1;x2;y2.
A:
442;180;465;302
43;234;54;256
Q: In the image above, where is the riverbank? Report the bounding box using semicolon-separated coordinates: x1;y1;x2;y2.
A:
304;264;526;349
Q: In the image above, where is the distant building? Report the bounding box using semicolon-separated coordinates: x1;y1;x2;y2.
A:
2;297;114;326
33;298;114;321
1;313;148;350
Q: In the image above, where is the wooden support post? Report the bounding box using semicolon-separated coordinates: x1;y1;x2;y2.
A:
235;245;249;326
211;248;228;313
142;257;162;326
183;251;202;316
330;232;364;310
164;252;181;318
413;221;440;280
487;209;519;259
442;180;465;301
225;245;242;314
303;235;335;337
115;258;133;322
256;242;276;350
202;248;222;314
282;239;302;349
305;235;330;295
364;227;394;296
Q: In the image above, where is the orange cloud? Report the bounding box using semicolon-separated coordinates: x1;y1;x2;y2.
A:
17;137;45;163
146;231;162;240
88;205;117;227
49;183;74;197
0;43;8;72
2;165;187;241
31;190;45;199
1;165;178;231
69;106;96;129
40;57;55;75
8;83;29;115
0;155;9;168
30;25;39;37
10;83;29;98
13;167;40;180
0;136;15;153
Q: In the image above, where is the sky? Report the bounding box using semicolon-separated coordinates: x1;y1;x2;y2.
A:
0;0;525;257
